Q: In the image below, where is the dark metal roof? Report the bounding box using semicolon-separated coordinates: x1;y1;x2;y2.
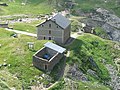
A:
37;14;70;29
51;14;70;29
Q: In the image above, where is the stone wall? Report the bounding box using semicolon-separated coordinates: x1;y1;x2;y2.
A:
37;20;71;44
37;20;63;43
63;24;71;43
0;24;8;28
33;55;49;71
48;53;63;70
33;47;64;71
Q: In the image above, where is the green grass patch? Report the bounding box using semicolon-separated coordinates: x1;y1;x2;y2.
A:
72;0;120;16
49;79;110;90
67;34;118;82
0;0;53;15
12;20;44;33
0;29;49;88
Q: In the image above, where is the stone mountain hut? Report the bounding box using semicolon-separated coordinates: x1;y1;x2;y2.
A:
36;14;71;44
33;42;66;71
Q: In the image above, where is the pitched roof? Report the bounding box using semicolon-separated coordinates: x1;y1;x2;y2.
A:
37;14;70;29
51;14;70;29
44;42;66;53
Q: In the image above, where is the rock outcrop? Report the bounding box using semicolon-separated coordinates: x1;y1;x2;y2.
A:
83;8;120;42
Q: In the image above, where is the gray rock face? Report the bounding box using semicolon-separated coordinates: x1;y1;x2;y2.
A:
87;69;98;78
106;64;120;90
94;8;120;29
83;8;120;42
102;23;120;41
67;64;88;81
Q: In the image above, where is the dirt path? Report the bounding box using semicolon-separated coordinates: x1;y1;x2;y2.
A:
5;28;82;41
5;28;37;37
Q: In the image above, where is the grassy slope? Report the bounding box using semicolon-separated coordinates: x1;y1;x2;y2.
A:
67;34;120;82
12;20;44;33
0;70;22;89
73;0;120;17
0;0;53;15
50;33;120;90
0;28;49;89
0;0;119;17
49;79;110;90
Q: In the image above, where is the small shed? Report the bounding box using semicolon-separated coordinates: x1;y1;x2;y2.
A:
0;23;8;28
33;42;66;71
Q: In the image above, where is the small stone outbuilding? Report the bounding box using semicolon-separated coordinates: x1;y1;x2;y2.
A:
33;42;66;71
36;14;71;44
0;23;8;28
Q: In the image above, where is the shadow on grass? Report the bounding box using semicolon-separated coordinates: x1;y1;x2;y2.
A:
29;49;38;52
50;56;66;82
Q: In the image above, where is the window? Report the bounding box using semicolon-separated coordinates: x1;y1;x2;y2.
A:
44;64;48;70
49;24;51;28
49;37;51;40
44;37;45;40
49;30;51;34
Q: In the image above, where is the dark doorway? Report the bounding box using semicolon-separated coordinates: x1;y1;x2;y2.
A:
49;37;51;40
44;37;46;40
44;64;48;70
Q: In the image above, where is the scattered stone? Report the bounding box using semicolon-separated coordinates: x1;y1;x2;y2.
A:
3;63;7;66
114;44;120;50
3;59;7;62
84;86;88;88
0;64;2;68
10;87;16;90
0;3;8;6
37;81;40;84
67;64;88;81
8;64;11;67
41;74;52;81
1;78;5;81
81;76;88;81
12;33;18;38
0;44;2;48
87;69;98;78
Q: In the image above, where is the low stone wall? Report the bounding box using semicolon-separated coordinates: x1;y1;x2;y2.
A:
33;52;64;71
48;53;63;71
0;24;8;28
33;55;49;71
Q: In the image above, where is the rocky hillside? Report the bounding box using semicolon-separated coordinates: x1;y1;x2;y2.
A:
81;8;120;42
50;34;120;90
